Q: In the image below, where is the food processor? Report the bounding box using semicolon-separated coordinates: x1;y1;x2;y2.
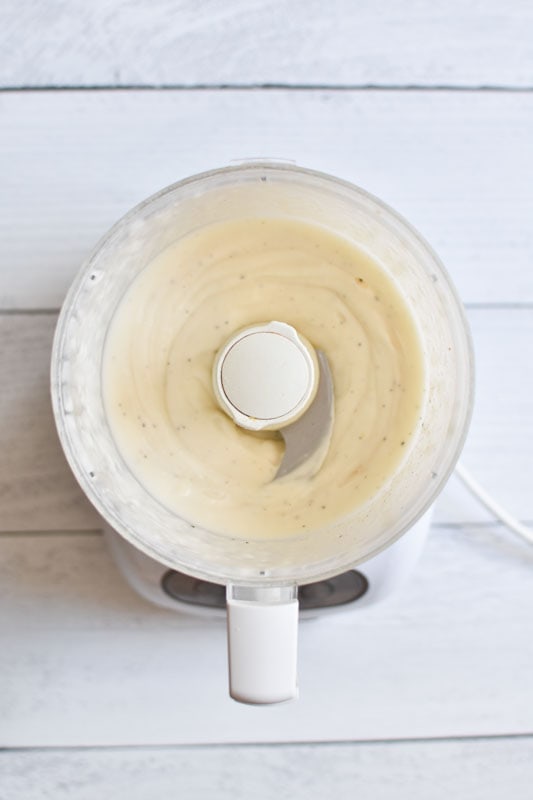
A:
51;163;474;705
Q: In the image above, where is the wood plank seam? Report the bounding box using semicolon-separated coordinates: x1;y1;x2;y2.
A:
2;303;533;317
1;521;533;537
2;731;533;752
2;84;533;93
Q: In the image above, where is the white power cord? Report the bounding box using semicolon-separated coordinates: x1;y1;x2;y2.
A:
455;462;533;546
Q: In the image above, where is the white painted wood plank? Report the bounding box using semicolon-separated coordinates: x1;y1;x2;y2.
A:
0;90;532;308
1;738;533;800
1;308;531;533
436;308;533;526
1;0;532;88
0;316;101;532
0;526;532;747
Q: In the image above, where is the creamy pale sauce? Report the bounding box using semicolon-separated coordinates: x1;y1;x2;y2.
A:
102;218;426;538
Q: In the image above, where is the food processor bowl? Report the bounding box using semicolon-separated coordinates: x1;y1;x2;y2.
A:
51;163;474;703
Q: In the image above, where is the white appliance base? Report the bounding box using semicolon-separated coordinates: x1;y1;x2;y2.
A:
103;510;432;620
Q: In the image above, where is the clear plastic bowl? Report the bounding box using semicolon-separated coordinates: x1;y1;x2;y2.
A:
51;162;474;588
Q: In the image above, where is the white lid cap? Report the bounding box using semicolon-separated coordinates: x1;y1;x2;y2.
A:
213;321;319;431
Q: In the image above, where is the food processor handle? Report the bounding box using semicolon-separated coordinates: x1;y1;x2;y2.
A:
226;584;299;704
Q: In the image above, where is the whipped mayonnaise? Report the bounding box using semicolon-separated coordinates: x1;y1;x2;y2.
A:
102;218;426;538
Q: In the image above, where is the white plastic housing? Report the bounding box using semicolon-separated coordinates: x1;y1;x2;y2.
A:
103;510;433;704
102;509;432;619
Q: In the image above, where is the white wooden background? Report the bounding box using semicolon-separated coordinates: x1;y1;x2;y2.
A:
1;1;533;797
